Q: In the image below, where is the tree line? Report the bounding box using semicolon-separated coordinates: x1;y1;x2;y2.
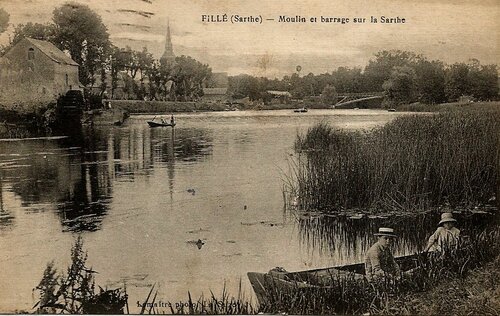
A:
0;3;211;102
1;5;498;106
229;50;498;105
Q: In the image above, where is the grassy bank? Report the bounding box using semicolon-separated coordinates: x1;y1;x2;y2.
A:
387;255;499;315
111;100;226;114
108;99;336;114
396;100;500;112
255;228;500;315
290;109;499;213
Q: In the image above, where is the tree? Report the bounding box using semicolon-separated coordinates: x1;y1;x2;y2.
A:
171;56;212;101
137;47;154;81
414;58;446;104
467;60;498;101
364;50;419;91
11;22;55;45
0;8;9;34
383;66;417;105
1;22;55;56
331;67;363;93
157;59;175;100
321;85;338;105
109;46;128;98
445;63;470;101
228;74;263;100
52;2;111;86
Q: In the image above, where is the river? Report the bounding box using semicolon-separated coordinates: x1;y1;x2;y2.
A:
0;109;495;312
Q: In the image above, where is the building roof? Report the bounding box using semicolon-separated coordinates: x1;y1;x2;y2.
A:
267;90;292;97
203;87;228;95
25;38;79;66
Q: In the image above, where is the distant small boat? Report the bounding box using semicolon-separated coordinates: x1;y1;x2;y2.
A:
147;120;176;128
294;107;308;113
147;116;176;128
388;108;396;112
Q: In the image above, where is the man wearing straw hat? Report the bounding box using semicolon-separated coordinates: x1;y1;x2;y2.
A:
365;227;400;282
424;212;460;253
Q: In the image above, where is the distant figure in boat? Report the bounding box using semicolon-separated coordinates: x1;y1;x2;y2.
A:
365;227;400;282
425;212;460;253
171;114;175;125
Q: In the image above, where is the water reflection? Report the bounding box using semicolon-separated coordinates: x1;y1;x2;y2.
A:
0;185;15;229
0;124;214;232
296;210;498;264
172;129;213;162
56;164;112;232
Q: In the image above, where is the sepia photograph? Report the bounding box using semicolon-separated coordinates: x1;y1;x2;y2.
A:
0;0;498;314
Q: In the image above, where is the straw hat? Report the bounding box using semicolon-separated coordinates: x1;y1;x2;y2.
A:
438;212;457;226
374;227;397;237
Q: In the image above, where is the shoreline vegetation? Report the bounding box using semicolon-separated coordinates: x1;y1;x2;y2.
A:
2;100;498;140
288;103;499;214
30;227;499;315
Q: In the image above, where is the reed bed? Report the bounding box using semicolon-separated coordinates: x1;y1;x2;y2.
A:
290;110;499;213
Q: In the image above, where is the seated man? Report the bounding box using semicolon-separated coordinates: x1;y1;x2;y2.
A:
425;212;460;253
365;227;400;281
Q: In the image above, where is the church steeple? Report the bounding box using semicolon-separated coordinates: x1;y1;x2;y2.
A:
161;20;175;64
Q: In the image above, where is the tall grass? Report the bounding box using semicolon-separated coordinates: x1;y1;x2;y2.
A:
396;100;500;112
257;227;500;315
140;282;255;315
291;110;499;213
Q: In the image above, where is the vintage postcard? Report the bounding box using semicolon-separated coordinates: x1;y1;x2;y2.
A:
0;0;498;314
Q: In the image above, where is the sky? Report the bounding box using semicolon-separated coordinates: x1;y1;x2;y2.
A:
0;0;498;77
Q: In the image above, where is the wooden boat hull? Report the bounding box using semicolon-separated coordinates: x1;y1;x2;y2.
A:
247;254;419;305
147;121;176;128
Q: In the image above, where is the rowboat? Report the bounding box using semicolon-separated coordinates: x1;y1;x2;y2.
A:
147;120;176;128
147;116;176;128
247;254;419;305
293;107;308;113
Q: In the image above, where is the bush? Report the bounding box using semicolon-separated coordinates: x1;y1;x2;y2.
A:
34;236;128;314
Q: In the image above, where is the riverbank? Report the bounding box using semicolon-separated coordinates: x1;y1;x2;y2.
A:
0;107;54;138
104;99;336;114
30;226;499;315
395;100;500;112
96;99;500;115
385;255;499;315
131;225;500;315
